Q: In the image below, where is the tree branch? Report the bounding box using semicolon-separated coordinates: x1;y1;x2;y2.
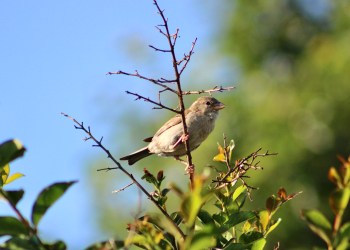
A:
182;86;235;95
126;91;181;113
107;70;177;94
153;0;195;188
61;112;185;240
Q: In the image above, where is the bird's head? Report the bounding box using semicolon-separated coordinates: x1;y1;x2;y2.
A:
190;96;225;115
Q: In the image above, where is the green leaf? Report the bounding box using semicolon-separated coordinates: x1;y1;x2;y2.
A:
2;235;38;250
301;209;332;230
329;188;350;215
251;238;266;250
265;218;281;236
0;139;26;168
86;240;125;250
335;222;350;249
339;222;350;237
31;181;77;226
186;225;217;250
219;211;256;234
181;192;202;227
0;216;28;236
225;211;256;228
170;211;183;226
239;231;264;244
43;241;67;250
213;212;227;225
232;185;247;201
0;189;25;206
301;209;332;246
141;169;158;187
224;243;252;250
198;209;216;226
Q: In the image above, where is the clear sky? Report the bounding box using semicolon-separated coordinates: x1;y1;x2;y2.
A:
0;0;225;248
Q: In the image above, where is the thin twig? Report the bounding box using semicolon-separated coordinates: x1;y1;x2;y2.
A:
153;0;195;188
126;91;180;113
179;38;197;76
107;70;177;94
112;182;135;194
149;45;171;53
182;86;235;96
61;112;185;240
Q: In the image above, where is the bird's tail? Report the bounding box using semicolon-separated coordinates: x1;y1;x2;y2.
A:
120;147;152;165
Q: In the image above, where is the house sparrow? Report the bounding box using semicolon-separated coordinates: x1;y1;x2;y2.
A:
120;96;225;165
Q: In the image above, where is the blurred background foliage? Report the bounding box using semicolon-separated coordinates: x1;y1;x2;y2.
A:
88;0;350;249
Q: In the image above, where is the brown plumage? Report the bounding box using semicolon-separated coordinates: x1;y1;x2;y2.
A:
120;96;225;165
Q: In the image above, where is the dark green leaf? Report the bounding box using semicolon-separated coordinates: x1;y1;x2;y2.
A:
198;209;216;225
2;235;38;250
86;240;125;250
224;243;252;250
161;188;171;196
44;240;67;250
239;231;264;244
0;189;25;206
0;139;26;168
141;169;158;187
170;211;183;226
31;181;77;226
213;212;227;225
224;211;256;229
0;216;28;236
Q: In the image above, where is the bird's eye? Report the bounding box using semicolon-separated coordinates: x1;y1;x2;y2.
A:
206;101;211;106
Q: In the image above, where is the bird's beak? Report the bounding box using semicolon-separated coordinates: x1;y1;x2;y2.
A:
213;102;225;110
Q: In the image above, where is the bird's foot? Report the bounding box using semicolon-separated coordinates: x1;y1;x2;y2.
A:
185;164;195;175
172;134;189;149
174;157;195;175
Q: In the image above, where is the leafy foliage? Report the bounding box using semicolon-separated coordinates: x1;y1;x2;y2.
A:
302;156;350;250
218;0;350;247
112;139;299;250
0;139;76;250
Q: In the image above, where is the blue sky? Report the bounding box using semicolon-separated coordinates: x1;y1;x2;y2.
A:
0;1;229;248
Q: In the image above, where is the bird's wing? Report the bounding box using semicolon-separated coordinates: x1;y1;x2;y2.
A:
153;114;183;138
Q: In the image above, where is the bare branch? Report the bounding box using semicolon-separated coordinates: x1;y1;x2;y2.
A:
153;0;195;187
61;112;185;240
126;91;180;113
112;182;135;194
182;86;235;96
149;45;171;53
107;70;177;94
179;37;197;75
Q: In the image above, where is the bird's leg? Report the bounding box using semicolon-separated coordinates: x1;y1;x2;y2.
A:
174;156;187;165
174;156;195;175
171;134;189;149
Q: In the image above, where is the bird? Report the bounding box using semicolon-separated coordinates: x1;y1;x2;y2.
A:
120;96;225;165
